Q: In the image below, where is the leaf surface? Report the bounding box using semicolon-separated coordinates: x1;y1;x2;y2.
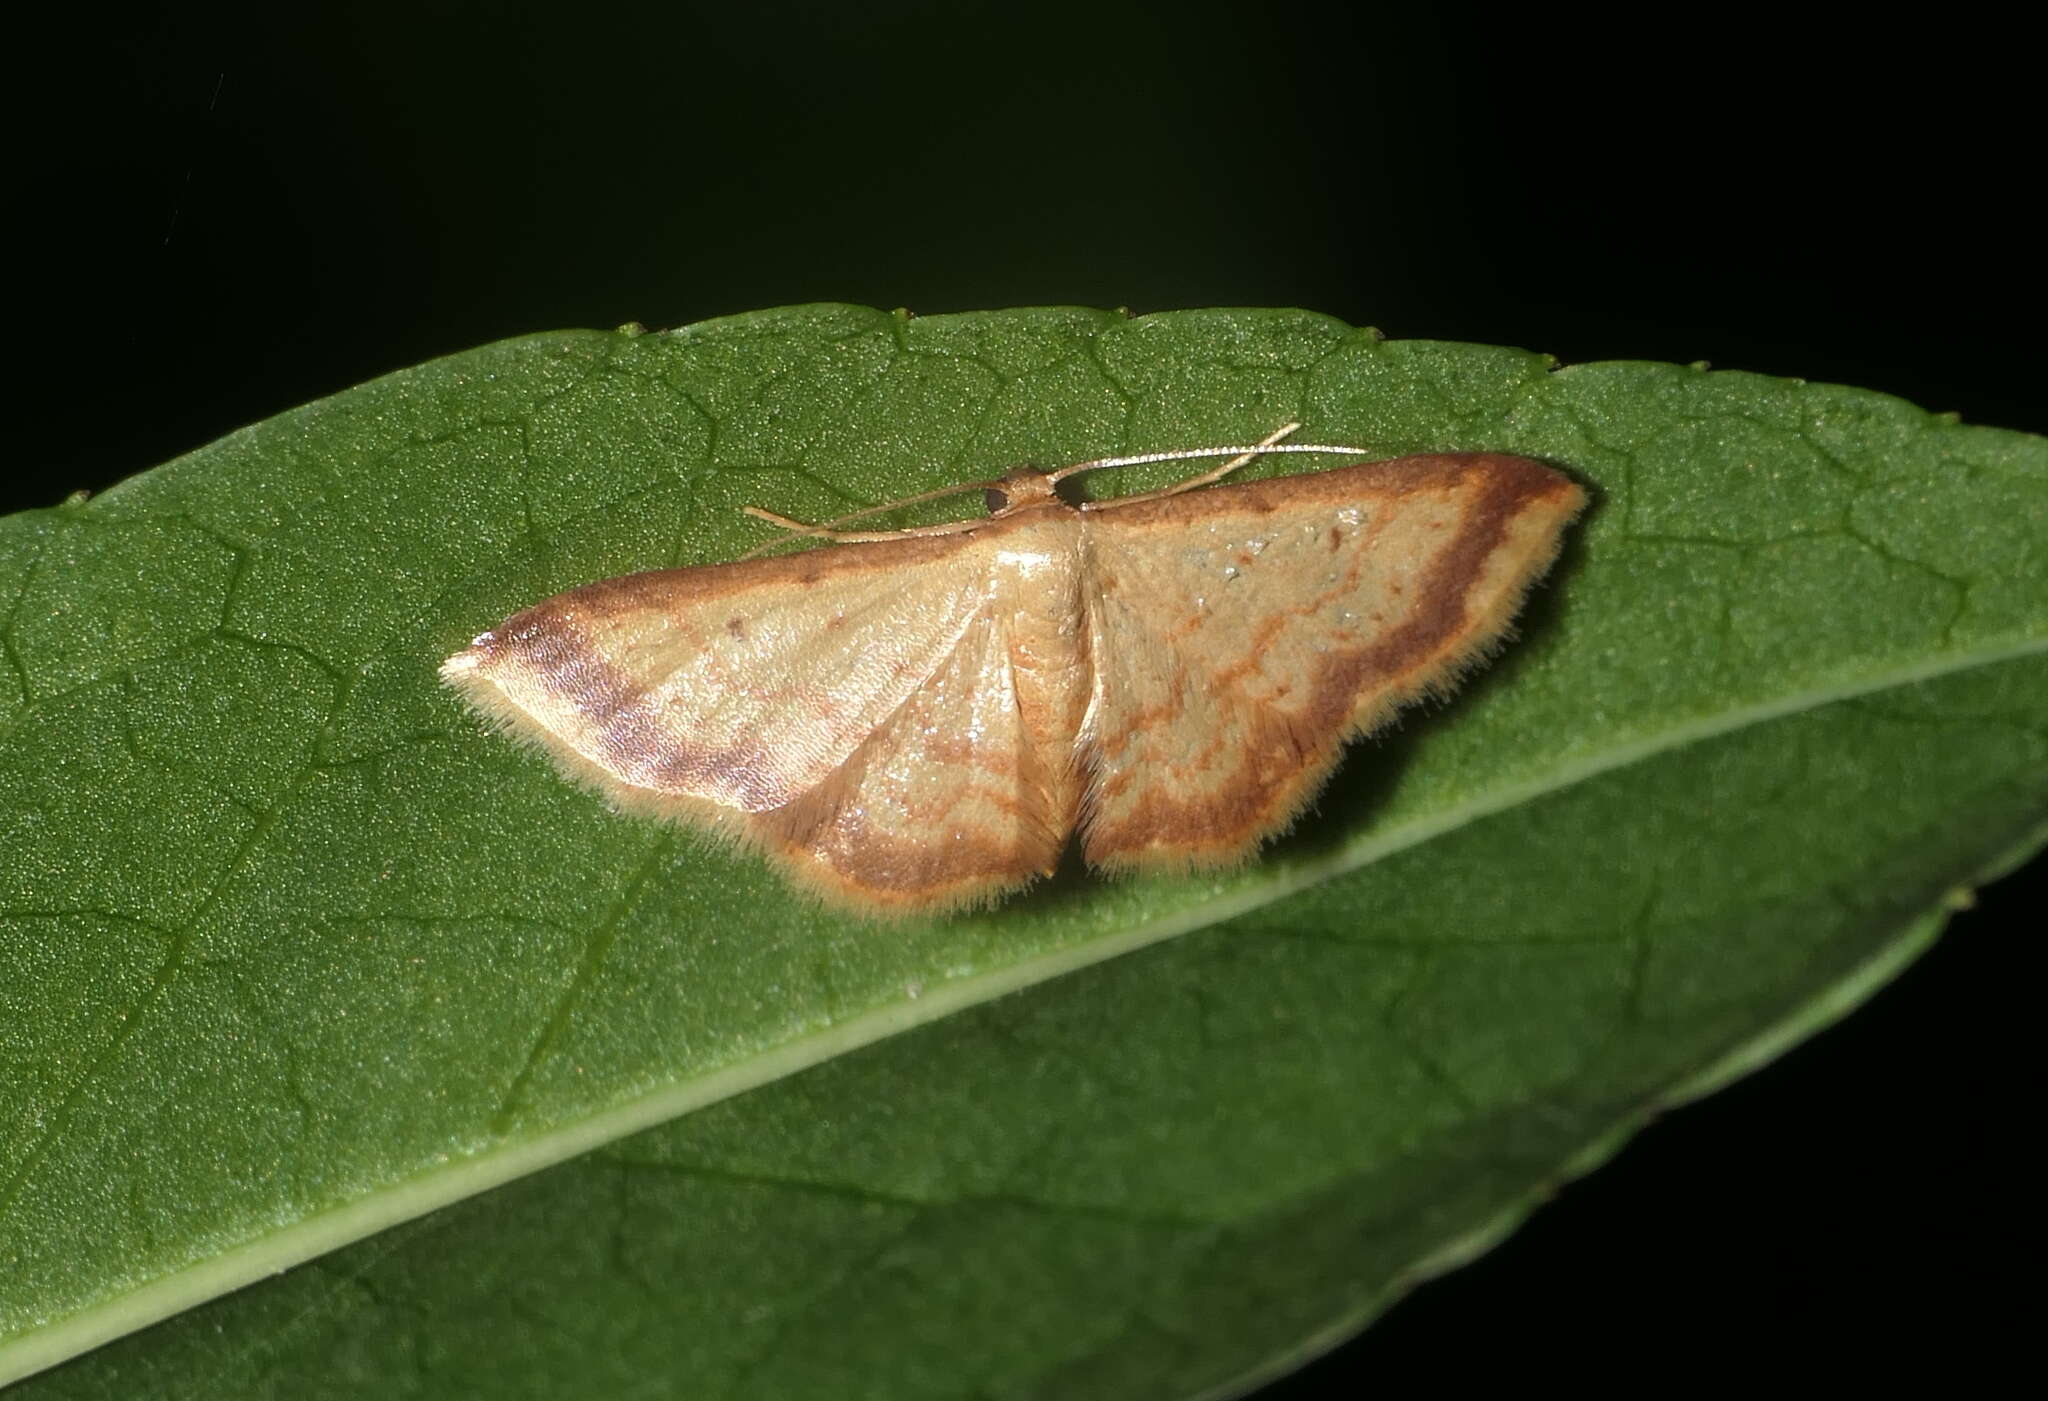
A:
2;306;2042;1395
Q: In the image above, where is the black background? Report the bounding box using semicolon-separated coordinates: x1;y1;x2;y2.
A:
15;3;2041;1393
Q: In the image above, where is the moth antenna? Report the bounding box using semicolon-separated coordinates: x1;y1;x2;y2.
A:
737;424;1377;554
1051;424;1373;482
737;475;1011;555
1061;423;1376;508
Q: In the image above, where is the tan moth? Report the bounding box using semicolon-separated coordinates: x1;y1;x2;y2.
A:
442;425;1585;912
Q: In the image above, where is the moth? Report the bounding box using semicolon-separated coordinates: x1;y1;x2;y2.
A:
442;426;1585;911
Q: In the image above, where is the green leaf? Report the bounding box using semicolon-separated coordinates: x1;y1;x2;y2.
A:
3;305;2042;1396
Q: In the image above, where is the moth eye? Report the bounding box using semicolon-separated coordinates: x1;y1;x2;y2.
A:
984;487;1012;514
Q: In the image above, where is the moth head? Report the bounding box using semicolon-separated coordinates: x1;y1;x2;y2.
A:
985;467;1061;517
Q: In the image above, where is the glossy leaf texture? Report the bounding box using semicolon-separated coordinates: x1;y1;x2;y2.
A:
3;306;2043;1396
